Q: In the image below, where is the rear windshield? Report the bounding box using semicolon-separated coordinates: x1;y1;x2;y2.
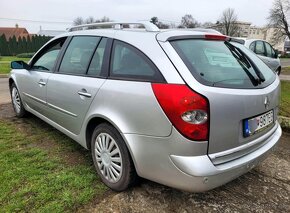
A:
171;39;276;89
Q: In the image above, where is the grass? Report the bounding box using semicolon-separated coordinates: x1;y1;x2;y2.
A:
281;66;290;75
0;117;107;212
0;56;30;74
280;81;290;117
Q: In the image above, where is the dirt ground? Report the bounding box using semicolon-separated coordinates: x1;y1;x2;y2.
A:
0;103;289;213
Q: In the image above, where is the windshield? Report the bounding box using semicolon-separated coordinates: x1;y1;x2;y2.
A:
171;39;276;89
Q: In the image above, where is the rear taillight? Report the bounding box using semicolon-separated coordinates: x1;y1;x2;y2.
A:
151;84;209;141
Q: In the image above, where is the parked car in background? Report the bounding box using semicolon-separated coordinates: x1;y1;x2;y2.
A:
9;22;282;192
241;39;281;75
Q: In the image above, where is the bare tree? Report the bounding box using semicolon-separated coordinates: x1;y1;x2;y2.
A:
179;14;200;28
201;22;214;28
73;17;84;26
219;8;239;36
96;16;111;23
149;17;169;29
268;0;290;43
85;16;95;24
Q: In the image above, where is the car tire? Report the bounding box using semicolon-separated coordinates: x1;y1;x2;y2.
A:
91;123;137;191
276;67;281;75
10;83;27;117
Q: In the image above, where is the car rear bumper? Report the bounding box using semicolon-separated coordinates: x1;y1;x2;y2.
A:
124;122;282;192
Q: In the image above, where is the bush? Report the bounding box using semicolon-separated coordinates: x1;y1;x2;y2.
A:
16;52;34;58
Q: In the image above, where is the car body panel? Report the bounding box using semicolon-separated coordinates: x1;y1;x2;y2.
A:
9;27;282;192
11;69;52;116
46;74;106;135
158;37;280;157
82;79;173;137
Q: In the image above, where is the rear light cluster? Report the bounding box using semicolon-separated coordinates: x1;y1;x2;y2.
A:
151;84;209;141
205;34;228;41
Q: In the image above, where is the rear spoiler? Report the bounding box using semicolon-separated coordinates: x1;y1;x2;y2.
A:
167;34;246;44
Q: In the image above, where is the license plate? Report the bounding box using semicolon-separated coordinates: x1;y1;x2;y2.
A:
243;110;274;137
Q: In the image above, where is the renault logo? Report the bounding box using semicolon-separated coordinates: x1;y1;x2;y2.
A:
264;96;270;109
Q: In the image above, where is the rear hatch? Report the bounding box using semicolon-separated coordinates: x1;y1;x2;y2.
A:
157;32;280;164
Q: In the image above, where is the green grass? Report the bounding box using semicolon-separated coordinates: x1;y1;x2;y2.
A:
0;56;30;74
0;118;107;212
280;81;290;117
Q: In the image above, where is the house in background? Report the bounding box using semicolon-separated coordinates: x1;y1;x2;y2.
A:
0;24;33;40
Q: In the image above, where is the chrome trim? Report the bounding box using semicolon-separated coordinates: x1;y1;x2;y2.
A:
68;21;160;32
47;102;77;117
77;91;92;98
23;92;46;105
38;81;46;86
209;121;278;161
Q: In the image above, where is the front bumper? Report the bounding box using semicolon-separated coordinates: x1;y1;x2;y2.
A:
124;123;282;192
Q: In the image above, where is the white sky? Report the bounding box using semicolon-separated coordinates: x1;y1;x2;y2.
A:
0;0;274;33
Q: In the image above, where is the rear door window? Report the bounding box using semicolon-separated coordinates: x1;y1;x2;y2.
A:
171;39;276;89
59;36;100;75
87;38;107;77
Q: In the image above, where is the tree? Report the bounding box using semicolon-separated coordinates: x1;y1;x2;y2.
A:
150;17;159;25
73;17;84;26
85;16;95;24
268;0;290;44
219;8;239;36
0;34;9;56
9;35;17;56
201;22;214;28
96;16;111;23
179;14;200;28
149;16;170;29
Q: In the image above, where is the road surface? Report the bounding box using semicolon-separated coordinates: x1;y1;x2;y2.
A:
0;78;10;104
281;58;290;67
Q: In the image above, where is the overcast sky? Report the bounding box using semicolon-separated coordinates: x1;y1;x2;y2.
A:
0;0;274;33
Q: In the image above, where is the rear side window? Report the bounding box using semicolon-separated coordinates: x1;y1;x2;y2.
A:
249;42;255;52
171;39;276;89
110;40;165;82
255;41;265;55
59;36;100;75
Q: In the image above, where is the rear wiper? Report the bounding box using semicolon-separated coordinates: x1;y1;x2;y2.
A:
225;41;265;84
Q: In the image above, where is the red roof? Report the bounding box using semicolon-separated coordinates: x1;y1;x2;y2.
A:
0;27;30;40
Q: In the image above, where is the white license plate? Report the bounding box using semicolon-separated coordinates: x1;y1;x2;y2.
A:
243;110;274;137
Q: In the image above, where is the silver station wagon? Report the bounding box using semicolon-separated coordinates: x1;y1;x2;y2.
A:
9;22;282;192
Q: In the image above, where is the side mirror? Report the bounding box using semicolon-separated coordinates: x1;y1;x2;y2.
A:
11;61;30;70
278;53;281;58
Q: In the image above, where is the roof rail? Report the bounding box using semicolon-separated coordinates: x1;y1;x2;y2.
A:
67;21;160;32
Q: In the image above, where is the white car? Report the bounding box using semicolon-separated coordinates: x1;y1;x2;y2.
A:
241;39;281;75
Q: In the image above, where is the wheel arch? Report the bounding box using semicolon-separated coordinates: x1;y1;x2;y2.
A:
85;115;138;171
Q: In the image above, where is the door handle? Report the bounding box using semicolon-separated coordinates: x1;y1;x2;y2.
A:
38;80;46;86
78;89;92;98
